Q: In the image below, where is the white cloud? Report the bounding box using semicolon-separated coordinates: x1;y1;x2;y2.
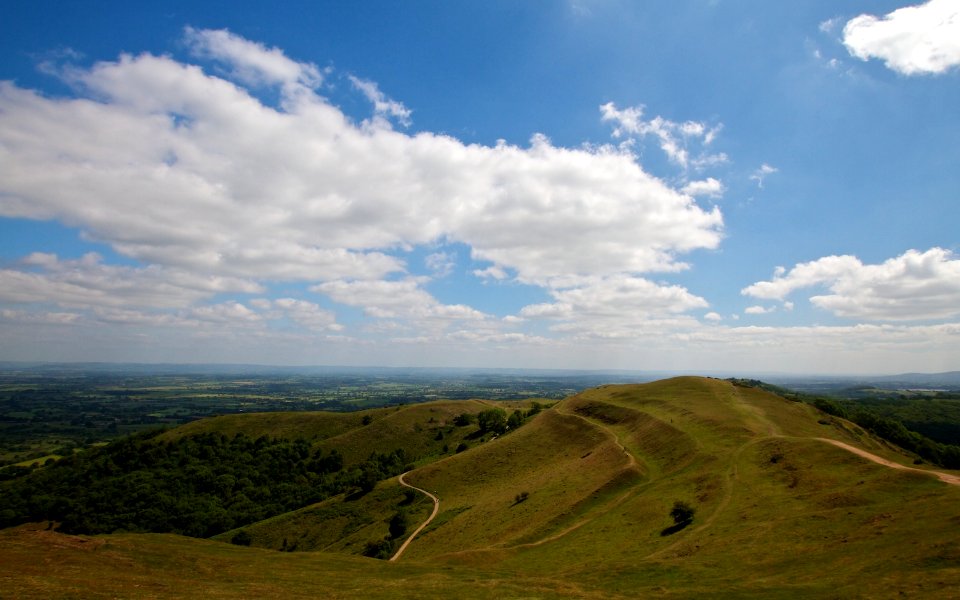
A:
682;177;724;198
0;33;723;298
425;251;456;278
749;163;778;188
348;75;412;128
0;28;753;360
0;309;81;325
742;247;960;321
820;17;842;34
0;253;260;309
185;27;321;89
473;265;509;280
599;102;725;169
269;298;342;331
518;275;709;338
703;311;722;322
842;0;960;75
744;305;775;315
313;278;487;323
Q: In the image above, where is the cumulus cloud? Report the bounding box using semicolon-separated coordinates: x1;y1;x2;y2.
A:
744;305;775;315
518;275;709;338
313;278;487;324
842;0;960;75
0;28;738;357
0;252;260;309
267;298;343;331
742;247;960;321
0;31;723;295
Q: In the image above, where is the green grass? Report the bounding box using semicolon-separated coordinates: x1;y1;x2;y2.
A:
3;377;959;598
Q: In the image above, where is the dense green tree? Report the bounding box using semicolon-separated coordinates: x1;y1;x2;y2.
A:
477;409;507;434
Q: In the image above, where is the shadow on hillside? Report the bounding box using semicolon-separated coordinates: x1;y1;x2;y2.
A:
660;520;693;536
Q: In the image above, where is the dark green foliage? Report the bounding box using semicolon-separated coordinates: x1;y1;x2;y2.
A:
813;398;849;419
455;442;468;453
477;408;507;434
670;501;695;525
389;510;408;539
362;537;395;559
361;415;373;425
507;411;523;430
848;410;960;469
737;378;960;470
453;413;474;427
230;529;252;546
839;394;960;446
808;395;960;468
0;430;412;537
357;465;381;494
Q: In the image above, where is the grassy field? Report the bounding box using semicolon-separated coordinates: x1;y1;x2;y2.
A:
3;377;959;598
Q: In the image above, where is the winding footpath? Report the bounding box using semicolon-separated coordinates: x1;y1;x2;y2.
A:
390;472;440;562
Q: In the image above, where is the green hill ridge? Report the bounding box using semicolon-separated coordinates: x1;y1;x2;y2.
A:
2;376;958;598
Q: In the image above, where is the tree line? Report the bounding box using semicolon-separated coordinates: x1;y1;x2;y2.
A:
0;429;411;537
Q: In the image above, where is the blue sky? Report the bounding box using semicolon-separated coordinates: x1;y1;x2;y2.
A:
1;0;958;374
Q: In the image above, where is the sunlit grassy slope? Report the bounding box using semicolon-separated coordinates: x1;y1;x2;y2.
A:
4;377;959;598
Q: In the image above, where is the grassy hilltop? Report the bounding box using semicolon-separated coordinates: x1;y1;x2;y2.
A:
3;376;959;598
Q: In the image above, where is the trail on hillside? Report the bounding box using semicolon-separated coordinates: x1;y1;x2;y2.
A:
390;472;440;562
814;438;960;486
491;406;643;551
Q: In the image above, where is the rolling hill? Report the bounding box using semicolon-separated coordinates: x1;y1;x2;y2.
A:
2;377;958;598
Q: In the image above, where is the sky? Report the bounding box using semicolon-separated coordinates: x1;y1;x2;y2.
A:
0;0;958;374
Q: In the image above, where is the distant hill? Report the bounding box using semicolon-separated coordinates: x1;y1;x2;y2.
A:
2;376;958;598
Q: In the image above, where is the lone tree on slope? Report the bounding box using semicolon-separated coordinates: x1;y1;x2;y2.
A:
670;501;695;526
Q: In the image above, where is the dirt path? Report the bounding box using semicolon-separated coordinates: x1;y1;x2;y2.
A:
390;472;440;562
814;438;960;486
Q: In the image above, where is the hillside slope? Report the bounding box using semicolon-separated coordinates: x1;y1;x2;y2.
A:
2;377;958;598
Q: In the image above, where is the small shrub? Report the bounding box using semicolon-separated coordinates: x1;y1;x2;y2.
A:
455;442;468;453
362;537;394;559
514;491;529;504
670;501;695;526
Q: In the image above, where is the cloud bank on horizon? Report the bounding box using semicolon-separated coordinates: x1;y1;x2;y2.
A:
0;1;958;374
